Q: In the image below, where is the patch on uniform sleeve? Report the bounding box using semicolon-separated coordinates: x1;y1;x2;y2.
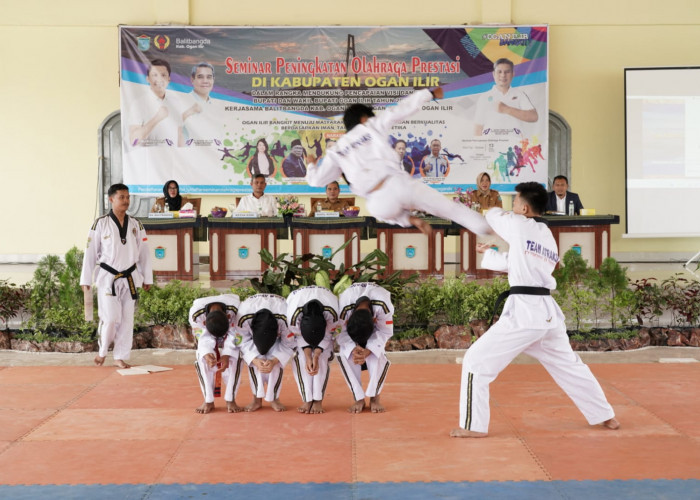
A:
385;320;393;325
143;237;148;241
234;333;243;346
287;332;294;338
86;237;91;248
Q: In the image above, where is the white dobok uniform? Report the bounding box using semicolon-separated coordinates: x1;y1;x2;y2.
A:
458;208;615;432
286;286;340;403
306;89;490;234
337;283;394;401
80;212;152;361
238;294;294;402
189;295;243;404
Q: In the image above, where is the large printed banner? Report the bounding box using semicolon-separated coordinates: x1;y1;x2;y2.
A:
120;26;548;195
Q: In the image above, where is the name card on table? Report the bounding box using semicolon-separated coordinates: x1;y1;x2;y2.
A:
231;212;259;218
148;213;174;219
314;211;340;218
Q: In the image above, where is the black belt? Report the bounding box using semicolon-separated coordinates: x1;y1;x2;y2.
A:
490;286;550;326
99;263;138;299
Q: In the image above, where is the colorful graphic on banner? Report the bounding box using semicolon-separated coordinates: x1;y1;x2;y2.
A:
120;26;548;195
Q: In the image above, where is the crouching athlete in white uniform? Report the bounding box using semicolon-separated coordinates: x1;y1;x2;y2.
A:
337;283;394;413
305;88;492;237
189;294;244;414
451;182;619;438
238;294;295;412
286;285;340;414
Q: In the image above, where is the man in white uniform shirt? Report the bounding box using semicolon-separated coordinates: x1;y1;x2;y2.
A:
234;174;278;216
337;283;394;414
286;286;340;414
80;184;152;368
305;87;491;237
128;59;181;147
238;293;295;412
451;182;619;438
473;58;538;137
189;294;244;414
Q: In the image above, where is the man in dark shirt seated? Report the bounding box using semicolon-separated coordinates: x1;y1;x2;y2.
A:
546;175;584;215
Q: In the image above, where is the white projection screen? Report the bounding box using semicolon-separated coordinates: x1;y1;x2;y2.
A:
625;67;700;237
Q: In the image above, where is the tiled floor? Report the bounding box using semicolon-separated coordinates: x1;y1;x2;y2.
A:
1;361;699;499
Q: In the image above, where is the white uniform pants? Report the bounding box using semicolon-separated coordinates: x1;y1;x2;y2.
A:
337;351;391;401
195;353;244;404
247;363;285;402
291;350;333;402
366;174;491;234
458;321;615;433
96;279;136;361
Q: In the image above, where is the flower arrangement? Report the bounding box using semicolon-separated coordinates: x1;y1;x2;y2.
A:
452;187;476;209
277;195;305;217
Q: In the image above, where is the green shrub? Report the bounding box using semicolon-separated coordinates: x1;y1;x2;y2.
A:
461;277;510;322
136;281;216;326
393;327;432;340
24;247;95;339
394;278;442;328
0;279;29;330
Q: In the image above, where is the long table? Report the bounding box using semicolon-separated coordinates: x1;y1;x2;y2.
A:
139;217;205;281
141;214;621;281
289;217;370;272
207;217;289;281
373;217;453;278
460;214;620;277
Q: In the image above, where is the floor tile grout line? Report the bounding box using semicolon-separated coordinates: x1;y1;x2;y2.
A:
146;412;203;497
495;404;554;482
0;380;102;457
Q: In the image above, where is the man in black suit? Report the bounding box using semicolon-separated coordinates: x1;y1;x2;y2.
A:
546;175;584;214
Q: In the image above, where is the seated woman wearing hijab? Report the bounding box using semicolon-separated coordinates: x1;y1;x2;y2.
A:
151;180;194;212
246;138;278;178
469;172;502;211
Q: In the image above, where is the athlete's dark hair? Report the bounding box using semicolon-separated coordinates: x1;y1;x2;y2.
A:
108;183;129;197
343;104;374;131
205;310;229;338
515;182;547;216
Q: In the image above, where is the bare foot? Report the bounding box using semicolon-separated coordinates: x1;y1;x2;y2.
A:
195;402;215;414
602;418;620;430
94;355;105;366
450;428;488;438
297;401;313;414
348;399;365;414
310;400;325;414
409;216;433;237
114;359;131;369
271;399;286;412
245;398;263;412
369;395;385;413
226;401;243;413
